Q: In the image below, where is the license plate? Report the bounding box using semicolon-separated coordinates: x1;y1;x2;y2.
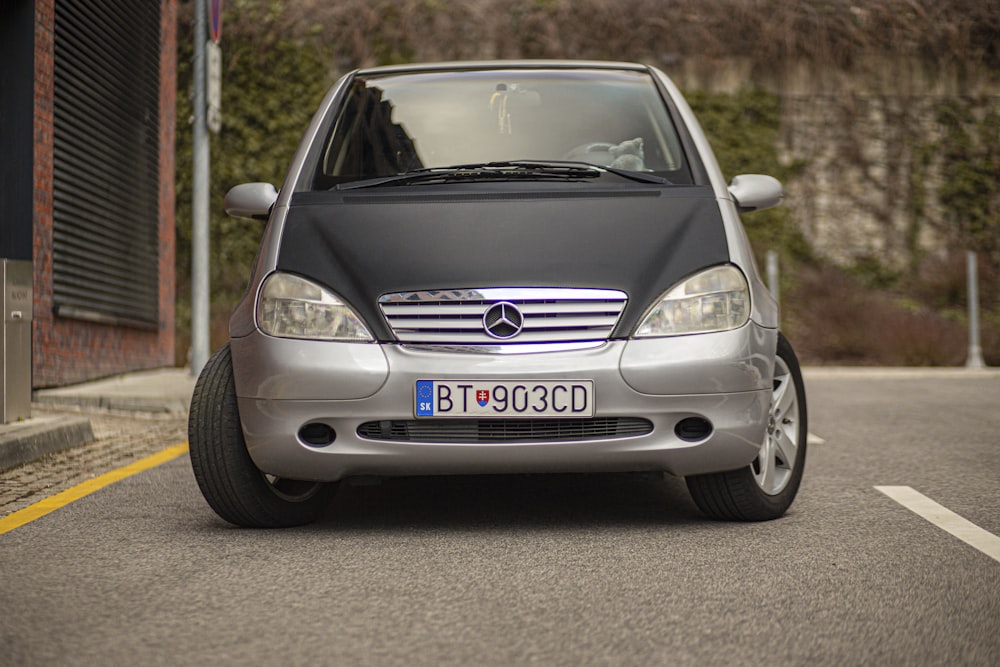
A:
415;380;594;418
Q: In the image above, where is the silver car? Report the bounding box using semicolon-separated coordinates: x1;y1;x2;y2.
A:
189;61;807;527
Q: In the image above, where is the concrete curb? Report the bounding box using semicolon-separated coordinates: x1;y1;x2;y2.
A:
1;367;194;472
32;394;191;415
0;415;95;472
803;367;1000;379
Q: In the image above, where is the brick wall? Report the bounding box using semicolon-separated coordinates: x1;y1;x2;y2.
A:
31;0;178;389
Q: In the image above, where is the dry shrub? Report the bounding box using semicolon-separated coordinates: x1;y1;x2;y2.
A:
787;264;967;366
911;251;1000;312
907;251;1000;366
871;306;966;367
982;319;1000;367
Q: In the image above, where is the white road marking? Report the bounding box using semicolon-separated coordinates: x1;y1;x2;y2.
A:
875;486;1000;563
807;433;825;445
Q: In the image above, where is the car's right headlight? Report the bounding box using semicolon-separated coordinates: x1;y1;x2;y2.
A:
634;265;750;337
256;272;373;341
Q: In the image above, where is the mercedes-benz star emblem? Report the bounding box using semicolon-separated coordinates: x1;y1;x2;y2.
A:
483;302;524;340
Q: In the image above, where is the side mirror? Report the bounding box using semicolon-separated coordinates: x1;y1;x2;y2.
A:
224;182;278;220
728;174;783;213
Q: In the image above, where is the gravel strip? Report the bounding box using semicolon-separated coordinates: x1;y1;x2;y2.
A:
0;407;188;517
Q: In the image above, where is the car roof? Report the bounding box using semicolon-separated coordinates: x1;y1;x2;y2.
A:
354;60;651;77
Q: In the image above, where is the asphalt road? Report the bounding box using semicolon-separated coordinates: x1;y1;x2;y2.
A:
1;370;998;666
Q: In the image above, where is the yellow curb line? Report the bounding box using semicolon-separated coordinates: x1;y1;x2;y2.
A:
0;442;189;536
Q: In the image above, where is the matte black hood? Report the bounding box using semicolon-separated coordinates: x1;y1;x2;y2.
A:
278;185;729;340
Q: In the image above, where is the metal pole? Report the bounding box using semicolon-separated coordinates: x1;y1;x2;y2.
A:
190;0;210;376
966;250;986;369
766;249;780;312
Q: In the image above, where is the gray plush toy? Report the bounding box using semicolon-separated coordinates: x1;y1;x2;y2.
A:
609;137;645;171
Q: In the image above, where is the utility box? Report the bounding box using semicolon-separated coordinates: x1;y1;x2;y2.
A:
2;259;32;424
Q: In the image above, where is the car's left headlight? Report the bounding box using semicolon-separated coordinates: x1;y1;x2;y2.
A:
256;272;373;341
634;265;750;337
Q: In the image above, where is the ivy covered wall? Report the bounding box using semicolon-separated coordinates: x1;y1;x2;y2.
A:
173;0;1000;364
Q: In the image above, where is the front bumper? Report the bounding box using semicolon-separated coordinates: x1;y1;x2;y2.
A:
230;324;777;481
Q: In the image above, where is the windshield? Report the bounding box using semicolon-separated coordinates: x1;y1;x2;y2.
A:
309;68;693;190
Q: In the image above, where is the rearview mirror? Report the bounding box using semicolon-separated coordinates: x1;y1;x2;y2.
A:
224;182;278;220
728;174;783;213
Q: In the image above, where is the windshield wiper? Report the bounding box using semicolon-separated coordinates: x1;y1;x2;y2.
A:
497;160;668;185
337;162;599;190
336;160;665;190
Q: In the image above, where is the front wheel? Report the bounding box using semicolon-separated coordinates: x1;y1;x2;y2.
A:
188;344;336;528
685;333;807;521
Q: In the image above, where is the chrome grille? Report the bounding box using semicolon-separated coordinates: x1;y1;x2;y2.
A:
378;288;627;345
357;418;653;443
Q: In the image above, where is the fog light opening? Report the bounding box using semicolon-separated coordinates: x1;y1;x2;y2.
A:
675;417;713;442
299;422;336;447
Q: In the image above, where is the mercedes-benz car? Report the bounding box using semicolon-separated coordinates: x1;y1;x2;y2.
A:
189;60;807;528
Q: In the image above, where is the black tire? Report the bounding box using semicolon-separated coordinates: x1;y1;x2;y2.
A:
685;333;807;521
188;344;336;528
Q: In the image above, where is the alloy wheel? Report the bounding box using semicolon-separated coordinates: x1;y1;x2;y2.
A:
752;355;801;495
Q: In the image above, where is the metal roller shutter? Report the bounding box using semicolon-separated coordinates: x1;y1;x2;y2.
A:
52;0;161;329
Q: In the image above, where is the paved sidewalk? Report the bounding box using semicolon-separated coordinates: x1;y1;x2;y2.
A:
0;367;196;472
32;367;197;414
